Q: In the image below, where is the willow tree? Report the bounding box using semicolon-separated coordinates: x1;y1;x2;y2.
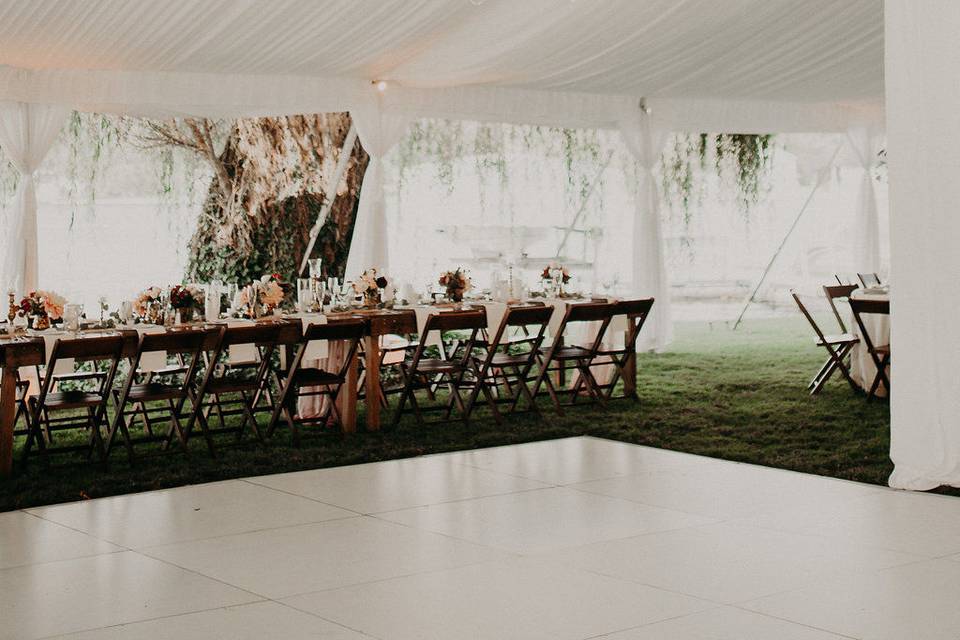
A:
141;114;368;285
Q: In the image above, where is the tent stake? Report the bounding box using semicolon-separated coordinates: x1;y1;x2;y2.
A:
732;144;842;330
298;121;359;276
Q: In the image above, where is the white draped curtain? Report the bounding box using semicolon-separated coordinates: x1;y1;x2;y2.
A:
886;0;960;490
843;126;884;274
0;101;70;294
619;108;672;352
344;101;410;279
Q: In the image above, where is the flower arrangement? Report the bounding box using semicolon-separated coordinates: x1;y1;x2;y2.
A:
438;268;472;302
133;286;164;323
19;290;66;329
352;268;389;307
169;284;204;310
541;262;571;284
237;274;286;317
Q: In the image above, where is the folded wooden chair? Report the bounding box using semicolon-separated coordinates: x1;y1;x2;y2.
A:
22;334;125;464
392;309;486;427
849;297;891;400
791;290;859;394
186;323;283;454
13;378;31;438
467;304;554;422
531;301;616;414
822;284;859;334
583;297;655;401
269;319;366;443
106;328;209;461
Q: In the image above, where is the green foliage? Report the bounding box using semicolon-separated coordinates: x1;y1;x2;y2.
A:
660;133;776;222
186;189;359;286
395;119;609;220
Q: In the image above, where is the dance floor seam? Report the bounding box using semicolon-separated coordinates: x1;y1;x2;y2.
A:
4;436;960;639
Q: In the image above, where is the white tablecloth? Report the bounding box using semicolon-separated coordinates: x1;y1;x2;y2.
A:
849;291;890;396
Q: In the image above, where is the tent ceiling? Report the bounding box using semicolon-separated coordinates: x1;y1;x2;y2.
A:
0;0;884;130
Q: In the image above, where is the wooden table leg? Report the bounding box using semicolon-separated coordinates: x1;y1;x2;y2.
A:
365;335;381;431
1;365;17;478
622;329;637;398
338;342;358;433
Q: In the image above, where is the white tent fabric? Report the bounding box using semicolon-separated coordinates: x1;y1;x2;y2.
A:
0;101;69;294
0;0;883;129
343;101;411;279
842;126;884;273
885;0;960;490
620;108;671;352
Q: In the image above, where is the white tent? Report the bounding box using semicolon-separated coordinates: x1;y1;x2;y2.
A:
0;0;953;489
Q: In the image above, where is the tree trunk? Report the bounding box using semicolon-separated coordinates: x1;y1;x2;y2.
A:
185;113;369;286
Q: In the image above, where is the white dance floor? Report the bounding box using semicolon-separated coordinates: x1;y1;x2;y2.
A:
3;436;960;639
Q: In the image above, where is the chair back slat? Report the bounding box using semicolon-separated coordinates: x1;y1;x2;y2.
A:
566;302;615;323
849;297;889;316
423;309;487;332
52;334;126;361
221;323;284;346
614;297;655;318
505;305;553;327
303;318;367;341
136;328;210;354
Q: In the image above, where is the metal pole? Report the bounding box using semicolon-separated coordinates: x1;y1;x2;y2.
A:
732;144;842;330
298;122;358;276
555;149;615;257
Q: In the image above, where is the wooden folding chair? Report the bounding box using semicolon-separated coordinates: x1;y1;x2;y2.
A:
584;297;655;400
392;309;486;427
791;290;859;394
822;284;859;334
269;319;366;443
531;301;615;414
857;272;882;287
13;378;31;438
21;334;125;464
358;333;420;408
106;328;209;461
186;323;283;455
467;304;554;422
849;297;891;400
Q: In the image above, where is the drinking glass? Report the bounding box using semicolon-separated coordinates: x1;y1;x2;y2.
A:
119;300;133;325
308;258;323;280
204;282;221;321
297;278;314;313
63;304;82;332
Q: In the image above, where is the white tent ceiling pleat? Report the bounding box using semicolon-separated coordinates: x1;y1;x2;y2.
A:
0;0;883;130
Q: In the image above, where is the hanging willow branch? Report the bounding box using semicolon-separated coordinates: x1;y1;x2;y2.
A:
660;133;775;221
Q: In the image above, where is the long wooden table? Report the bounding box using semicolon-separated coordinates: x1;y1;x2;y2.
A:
1;305;637;477
0;309;418;477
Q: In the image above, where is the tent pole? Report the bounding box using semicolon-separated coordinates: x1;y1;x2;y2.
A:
732;143;842;330
555;149;614;258
298;122;358;276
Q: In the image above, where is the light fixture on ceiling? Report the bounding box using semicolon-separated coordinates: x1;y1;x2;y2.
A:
374;80;388;92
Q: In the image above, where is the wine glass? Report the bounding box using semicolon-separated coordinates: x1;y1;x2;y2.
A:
297;278;314;313
119;301;133;326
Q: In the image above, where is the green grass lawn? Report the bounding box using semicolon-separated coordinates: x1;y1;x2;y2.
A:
0;316;895;511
